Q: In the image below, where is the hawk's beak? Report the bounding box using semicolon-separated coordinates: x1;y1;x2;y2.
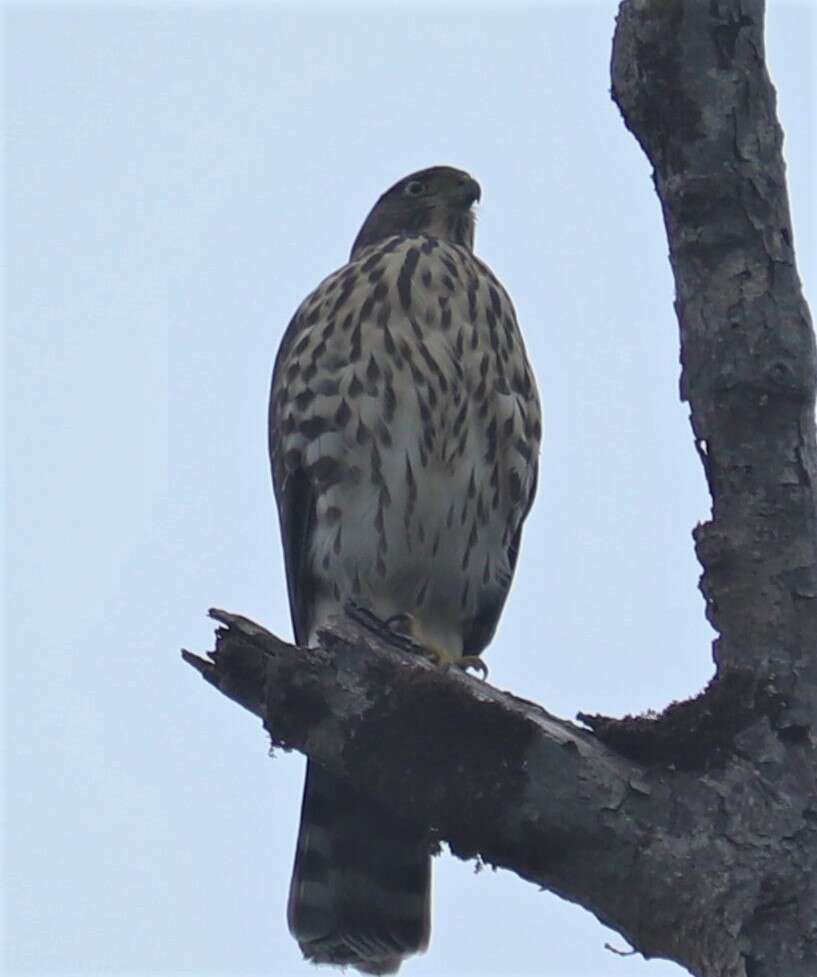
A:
457;176;482;208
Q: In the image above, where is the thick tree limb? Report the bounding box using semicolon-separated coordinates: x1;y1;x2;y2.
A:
184;606;758;973
601;3;817;973
184;3;816;976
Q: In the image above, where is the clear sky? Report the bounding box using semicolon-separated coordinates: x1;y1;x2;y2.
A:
4;3;813;976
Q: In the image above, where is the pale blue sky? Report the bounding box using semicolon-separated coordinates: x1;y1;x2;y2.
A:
4;3;813;976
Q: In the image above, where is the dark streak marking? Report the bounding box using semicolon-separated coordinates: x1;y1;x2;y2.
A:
370;441;382;476
383;323;397;357
332;280;355;316
377;301;391;329
417;342;440;376
384;382;396;422
453;401;468;436
295;389;315;411
356;420;370;444
439;298;452;331
377;420;393;447
467;284;478;323
397;247;421;311
477;490;487;525
350;322;362;362
358;293;375;324
300;416;329;439
509;470;523;504
488;285;502;317
335;399;352;426
461;520;478;570
515;438;533;461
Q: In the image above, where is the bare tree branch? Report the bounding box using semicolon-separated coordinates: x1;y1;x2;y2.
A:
184;3;816;975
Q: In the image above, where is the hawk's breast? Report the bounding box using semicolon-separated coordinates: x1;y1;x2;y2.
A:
270;235;540;655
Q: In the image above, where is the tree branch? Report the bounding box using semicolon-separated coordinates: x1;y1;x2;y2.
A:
183;607;740;970
612;0;817;707
184;3;817;975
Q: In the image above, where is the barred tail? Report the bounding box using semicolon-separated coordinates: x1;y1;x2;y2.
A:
288;762;431;975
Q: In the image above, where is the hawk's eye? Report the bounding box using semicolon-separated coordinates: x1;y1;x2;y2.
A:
404;180;427;197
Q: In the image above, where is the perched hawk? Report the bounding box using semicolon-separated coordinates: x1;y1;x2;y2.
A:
269;166;540;974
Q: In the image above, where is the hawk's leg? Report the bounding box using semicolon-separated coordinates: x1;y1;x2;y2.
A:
383;612;489;680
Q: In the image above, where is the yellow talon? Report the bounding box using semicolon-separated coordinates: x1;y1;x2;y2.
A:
383;612;488;679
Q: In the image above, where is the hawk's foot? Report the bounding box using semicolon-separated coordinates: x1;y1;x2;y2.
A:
383;612;488;679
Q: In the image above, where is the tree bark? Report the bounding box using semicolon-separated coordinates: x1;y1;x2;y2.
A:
183;3;816;975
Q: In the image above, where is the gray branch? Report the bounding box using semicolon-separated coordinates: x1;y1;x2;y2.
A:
184;3;816;975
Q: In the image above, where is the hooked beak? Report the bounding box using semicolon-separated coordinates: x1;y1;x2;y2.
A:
457;175;482;208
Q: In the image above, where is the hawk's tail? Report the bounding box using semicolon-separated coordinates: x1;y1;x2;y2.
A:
288;761;431;975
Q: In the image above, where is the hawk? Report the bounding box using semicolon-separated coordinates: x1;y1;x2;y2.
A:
269;166;540;974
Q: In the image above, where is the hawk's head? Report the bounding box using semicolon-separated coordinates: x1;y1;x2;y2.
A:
350;166;481;259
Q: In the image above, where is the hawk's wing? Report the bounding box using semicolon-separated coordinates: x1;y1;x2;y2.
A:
269;309;317;647
461;460;539;657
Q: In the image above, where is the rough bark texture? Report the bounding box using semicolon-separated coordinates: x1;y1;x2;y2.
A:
608;1;817;973
184;3;816;975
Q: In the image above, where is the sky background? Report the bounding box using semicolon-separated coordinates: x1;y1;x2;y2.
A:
4;3;814;976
